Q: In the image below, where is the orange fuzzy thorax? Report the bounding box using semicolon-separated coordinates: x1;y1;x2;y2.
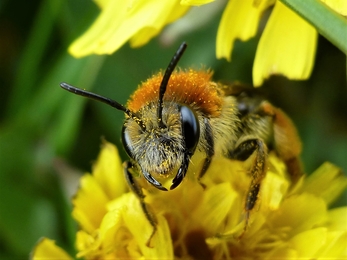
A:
127;69;223;117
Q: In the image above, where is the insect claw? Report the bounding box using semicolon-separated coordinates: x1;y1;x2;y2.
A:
145;226;157;248
170;153;190;190
142;169;168;191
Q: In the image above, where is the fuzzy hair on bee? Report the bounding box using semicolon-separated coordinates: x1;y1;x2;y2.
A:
123;69;241;187
60;42;303;239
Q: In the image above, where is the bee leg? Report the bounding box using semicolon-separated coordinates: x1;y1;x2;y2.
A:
260;101;303;183
228;138;267;235
198;157;212;188
123;161;157;247
197;118;215;186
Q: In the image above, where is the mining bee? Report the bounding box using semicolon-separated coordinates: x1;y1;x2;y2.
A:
61;42;302;239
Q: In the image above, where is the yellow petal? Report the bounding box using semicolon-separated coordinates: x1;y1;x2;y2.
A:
317;207;347;258
253;1;317;86
180;0;215;6
203;155;250;188
102;0;189;49
31;238;73;260
289;227;328;257
76;230;99;258
94;0;109;9
326;207;347;231
69;0;128;57
216;0;271;61
72;141;128;233
69;0;188;57
134;215;173;258
301;162;347;205
321;0;347;15
193;182;239;234
317;230;347;258
269;193;327;236
265;247;298;260
124;194;173;258
130;27;162;47
98;201;129;257
105;193;174;258
130;2;189;47
72;174;109;233
93;141;126;200
260;170;289;211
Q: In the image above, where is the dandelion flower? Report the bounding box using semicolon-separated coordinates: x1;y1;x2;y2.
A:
32;141;347;259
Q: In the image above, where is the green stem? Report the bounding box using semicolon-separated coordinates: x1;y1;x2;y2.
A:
280;0;347;54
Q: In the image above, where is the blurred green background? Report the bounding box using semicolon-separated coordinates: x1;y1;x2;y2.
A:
0;0;346;258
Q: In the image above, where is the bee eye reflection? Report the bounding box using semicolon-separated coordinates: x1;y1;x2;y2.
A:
121;125;133;158
179;105;200;154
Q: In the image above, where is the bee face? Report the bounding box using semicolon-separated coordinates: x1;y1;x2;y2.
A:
122;101;200;188
123;103;185;175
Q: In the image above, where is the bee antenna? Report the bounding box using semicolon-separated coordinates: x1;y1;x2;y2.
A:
157;42;187;128
60;83;146;131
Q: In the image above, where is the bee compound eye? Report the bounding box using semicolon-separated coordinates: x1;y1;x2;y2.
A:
179;105;200;153
121;125;134;158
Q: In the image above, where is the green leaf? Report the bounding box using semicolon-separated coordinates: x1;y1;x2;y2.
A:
47;55;105;154
280;0;347;54
6;0;66;116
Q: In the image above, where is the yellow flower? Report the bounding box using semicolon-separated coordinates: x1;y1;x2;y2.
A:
32;141;347;259
69;0;189;57
68;0;345;86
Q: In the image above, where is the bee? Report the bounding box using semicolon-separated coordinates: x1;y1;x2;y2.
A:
61;42;302;238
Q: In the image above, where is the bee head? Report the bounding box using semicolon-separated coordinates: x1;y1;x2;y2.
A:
122;100;200;190
122;42;200;190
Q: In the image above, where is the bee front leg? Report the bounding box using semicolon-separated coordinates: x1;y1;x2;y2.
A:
228;138;267;235
123;161;157;247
